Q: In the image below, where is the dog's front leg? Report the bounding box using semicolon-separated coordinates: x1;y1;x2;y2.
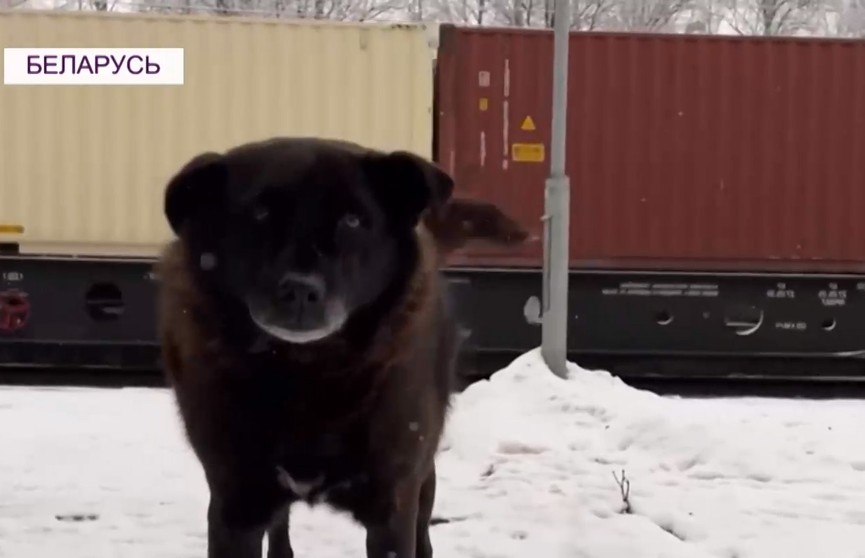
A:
365;479;421;558
207;496;266;558
266;505;294;558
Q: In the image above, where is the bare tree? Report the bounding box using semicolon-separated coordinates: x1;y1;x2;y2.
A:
543;0;614;30
301;0;399;20
131;0;399;20
607;0;693;31
828;0;865;35
575;0;616;29
406;0;424;20
55;0;124;10
482;0;614;28
680;0;726;33
487;0;529;26
430;0;490;24
714;0;827;35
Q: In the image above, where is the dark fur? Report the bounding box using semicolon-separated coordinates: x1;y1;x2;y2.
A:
422;197;529;258
156;137;525;558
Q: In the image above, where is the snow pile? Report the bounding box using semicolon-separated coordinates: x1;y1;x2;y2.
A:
2;350;865;557
435;350;865;558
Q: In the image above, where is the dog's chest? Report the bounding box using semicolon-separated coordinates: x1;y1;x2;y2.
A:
275;466;327;500
250;365;380;505
273;429;370;504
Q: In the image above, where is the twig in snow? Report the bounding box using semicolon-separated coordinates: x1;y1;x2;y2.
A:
612;469;632;514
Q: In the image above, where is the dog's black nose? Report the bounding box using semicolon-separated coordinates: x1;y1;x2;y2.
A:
277;272;325;307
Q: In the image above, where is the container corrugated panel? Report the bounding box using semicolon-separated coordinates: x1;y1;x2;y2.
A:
437;25;865;273
0;11;435;257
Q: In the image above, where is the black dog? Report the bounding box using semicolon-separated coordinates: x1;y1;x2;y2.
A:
156;137;525;558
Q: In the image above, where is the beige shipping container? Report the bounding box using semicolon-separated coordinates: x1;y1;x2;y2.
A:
0;10;436;258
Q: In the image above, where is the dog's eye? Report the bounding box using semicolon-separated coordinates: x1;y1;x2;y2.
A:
341;213;361;229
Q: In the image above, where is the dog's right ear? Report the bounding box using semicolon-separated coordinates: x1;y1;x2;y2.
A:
362;150;454;229
164;152;227;235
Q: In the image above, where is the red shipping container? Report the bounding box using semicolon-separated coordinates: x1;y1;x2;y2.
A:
436;25;865;273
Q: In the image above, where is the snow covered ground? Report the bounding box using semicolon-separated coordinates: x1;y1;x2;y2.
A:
2;349;865;558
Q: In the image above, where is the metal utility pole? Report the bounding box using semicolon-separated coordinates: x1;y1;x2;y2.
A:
541;0;571;378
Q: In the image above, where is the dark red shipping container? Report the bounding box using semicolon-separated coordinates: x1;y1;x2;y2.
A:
436;25;865;273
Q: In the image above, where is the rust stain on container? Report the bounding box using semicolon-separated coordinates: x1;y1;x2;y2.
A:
436;25;865;272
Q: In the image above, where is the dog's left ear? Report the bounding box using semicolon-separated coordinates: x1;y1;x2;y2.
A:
363;150;454;228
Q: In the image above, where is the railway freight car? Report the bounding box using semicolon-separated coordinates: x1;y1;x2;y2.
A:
437;25;865;380
0;10;437;372
4;11;865;383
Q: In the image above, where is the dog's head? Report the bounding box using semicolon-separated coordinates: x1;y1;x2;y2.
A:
163;137;453;345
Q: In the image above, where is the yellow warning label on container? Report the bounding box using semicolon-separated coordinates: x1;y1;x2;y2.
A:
520;115;536;131
0;224;24;234
479;97;489;111
511;143;545;163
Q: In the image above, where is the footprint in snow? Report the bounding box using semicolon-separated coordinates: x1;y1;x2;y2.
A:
497;440;548;455
55;513;99;522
